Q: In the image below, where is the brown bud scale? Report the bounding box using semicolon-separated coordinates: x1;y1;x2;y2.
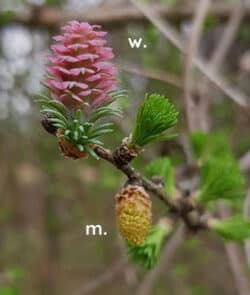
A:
113;137;141;166
41;115;57;135
56;129;89;159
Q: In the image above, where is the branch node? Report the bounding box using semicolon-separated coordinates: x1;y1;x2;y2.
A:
113;137;141;166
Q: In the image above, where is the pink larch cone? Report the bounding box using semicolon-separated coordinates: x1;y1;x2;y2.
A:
45;21;117;109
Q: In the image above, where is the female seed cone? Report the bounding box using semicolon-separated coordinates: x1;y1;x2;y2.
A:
45;20;117;109
116;184;152;246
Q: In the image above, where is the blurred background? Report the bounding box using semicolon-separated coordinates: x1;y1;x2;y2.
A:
0;0;250;294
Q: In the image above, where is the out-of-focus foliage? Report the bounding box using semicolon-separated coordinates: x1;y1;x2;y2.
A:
0;11;15;25
159;0;177;5
190;132;230;161
189;131;208;159
203;16;217;33
210;216;250;241
126;221;172;269
144;157;175;194
190;132;245;204
45;0;64;6
198;156;245;203
0;287;18;295
0;267;24;295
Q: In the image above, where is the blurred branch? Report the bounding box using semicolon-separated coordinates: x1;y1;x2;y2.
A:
130;0;250;108
239;151;250;173
208;2;244;71
5;2;250;27
197;1;245;131
224;243;250;295
73;258;126;295
136;225;185;295
183;0;211;131
119;64;182;89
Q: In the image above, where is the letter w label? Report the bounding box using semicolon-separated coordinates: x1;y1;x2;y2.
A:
128;38;143;48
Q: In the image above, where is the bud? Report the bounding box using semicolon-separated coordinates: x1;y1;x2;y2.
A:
41;115;57;135
116;184;152;246
56;129;89;159
113;137;142;166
